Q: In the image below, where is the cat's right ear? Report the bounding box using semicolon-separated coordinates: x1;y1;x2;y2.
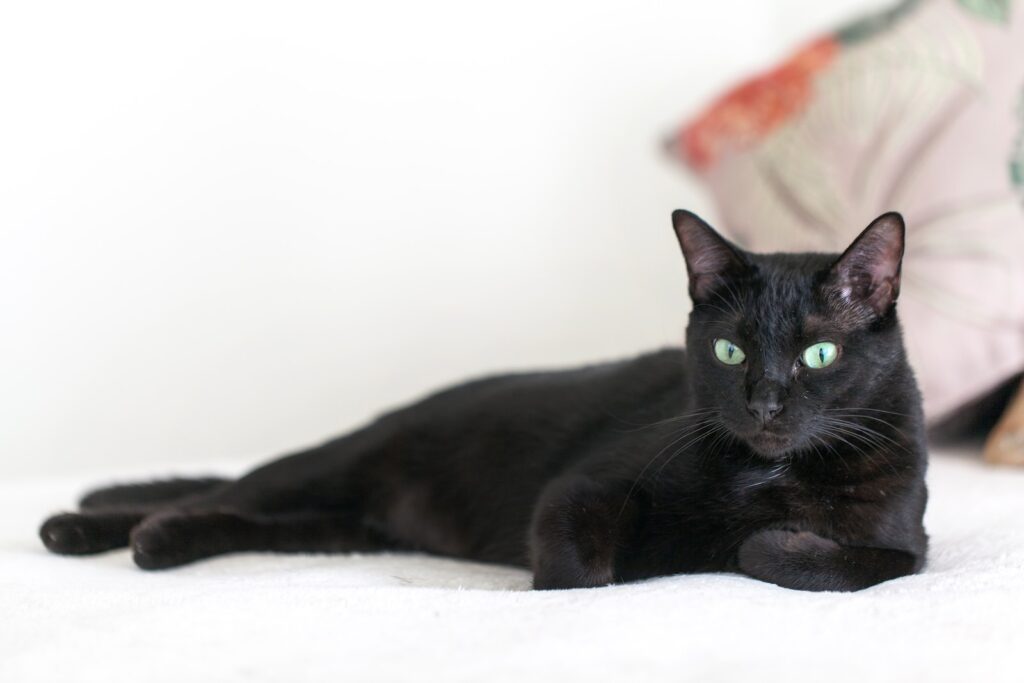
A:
671;210;748;303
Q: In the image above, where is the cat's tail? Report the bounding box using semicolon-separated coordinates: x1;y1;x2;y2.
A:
79;477;231;511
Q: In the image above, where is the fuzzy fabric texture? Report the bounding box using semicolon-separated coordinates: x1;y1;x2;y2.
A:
3;448;1023;683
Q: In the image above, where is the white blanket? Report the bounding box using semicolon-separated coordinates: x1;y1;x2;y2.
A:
3;448;1023;683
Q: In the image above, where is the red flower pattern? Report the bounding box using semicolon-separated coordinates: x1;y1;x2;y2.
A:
677;37;839;170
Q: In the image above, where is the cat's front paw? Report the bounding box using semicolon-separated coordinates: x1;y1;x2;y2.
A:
737;529;839;575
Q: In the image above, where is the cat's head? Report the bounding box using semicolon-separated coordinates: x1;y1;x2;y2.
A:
672;210;915;460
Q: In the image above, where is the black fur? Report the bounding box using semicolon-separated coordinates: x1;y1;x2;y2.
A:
40;211;928;591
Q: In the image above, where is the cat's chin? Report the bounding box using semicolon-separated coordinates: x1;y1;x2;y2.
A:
743;431;799;460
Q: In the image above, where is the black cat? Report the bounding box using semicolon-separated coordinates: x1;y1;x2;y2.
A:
40;211;928;592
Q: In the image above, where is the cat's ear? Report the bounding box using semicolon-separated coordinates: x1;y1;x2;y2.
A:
825;212;905;318
671;210;748;303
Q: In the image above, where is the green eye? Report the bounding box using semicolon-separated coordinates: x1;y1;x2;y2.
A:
713;338;746;365
802;342;838;369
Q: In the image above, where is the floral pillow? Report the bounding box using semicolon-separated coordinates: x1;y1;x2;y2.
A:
667;0;1024;422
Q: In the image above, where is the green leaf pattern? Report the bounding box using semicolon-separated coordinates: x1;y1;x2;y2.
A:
957;0;1012;24
1013;86;1024;201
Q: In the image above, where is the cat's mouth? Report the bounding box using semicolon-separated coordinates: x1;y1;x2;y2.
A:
743;427;798;459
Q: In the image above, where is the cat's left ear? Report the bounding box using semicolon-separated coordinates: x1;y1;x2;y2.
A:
671;210;749;304
825;212;905;318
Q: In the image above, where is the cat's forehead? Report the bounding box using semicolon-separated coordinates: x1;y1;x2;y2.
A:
740;252;837;340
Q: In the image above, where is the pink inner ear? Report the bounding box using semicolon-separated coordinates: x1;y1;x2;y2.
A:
685;245;745;302
831;214;905;315
672;210;747;302
866;279;897;314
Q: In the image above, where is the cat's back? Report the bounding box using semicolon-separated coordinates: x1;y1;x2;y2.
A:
390;347;687;428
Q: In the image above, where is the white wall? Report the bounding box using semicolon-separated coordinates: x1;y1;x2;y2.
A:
0;0;891;476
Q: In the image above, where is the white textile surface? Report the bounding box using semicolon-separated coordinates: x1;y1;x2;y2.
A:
2;448;1022;683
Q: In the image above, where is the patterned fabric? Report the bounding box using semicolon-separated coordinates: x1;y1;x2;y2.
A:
668;0;1024;421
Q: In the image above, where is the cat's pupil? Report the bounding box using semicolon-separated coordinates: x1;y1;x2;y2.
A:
818;347;825;363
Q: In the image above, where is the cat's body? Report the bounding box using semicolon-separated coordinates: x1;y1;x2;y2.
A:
41;211;928;591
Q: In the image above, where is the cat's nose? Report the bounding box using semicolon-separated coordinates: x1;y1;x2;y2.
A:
748;381;785;425
748;398;783;425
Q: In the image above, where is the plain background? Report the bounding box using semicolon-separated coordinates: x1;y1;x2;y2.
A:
1;0;894;477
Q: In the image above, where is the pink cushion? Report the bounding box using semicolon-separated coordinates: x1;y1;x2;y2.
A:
668;0;1024;422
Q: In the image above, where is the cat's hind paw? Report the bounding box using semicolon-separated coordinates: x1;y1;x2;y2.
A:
130;511;251;570
130;515;195;570
40;512;131;555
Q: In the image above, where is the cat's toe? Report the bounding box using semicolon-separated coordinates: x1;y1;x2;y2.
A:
131;526;173;570
40;513;103;555
130;517;192;570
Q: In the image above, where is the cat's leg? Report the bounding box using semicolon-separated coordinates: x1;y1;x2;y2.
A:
41;479;232;556
130;508;395;570
736;529;920;592
79;477;230;511
40;510;146;555
41;477;235;555
529;475;636;590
